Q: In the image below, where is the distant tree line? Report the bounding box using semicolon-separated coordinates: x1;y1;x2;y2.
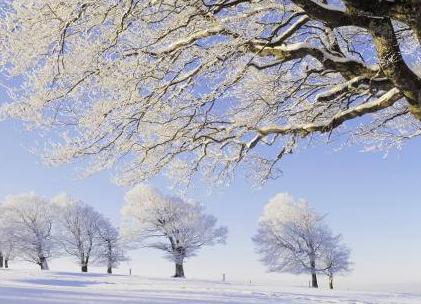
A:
0;188;351;289
0;186;228;278
0;193;128;273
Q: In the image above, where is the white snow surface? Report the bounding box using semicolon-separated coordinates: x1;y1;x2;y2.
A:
0;270;419;304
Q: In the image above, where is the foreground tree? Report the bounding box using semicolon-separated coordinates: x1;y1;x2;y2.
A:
321;236;352;289
53;194;103;272
95;217;128;274
122;185;227;278
2;194;56;270
253;193;339;288
2;1;421;186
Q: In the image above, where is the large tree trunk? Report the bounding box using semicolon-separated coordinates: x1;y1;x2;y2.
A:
4;259;8;269
81;264;88;272
81;255;88;272
174;263;185;278
107;243;112;274
0;252;3;268
172;245;186;278
311;272;318;288
40;257;49;270
310;259;318;288
329;274;334;290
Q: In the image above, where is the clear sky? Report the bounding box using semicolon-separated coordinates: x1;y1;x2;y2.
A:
1;115;421;293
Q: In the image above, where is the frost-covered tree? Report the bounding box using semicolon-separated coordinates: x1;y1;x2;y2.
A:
253;193;337;288
2;193;57;270
122;185;227;278
321;236;351;289
1;1;421;186
95;217;128;274
53;194;103;272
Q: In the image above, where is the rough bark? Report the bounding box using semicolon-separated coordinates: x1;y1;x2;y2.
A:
40;256;49;270
311;272;318;288
107;241;112;274
81;255;89;272
310;259;318;288
174;263;185;278
367;18;421;112
290;0;421;119
329;274;334;290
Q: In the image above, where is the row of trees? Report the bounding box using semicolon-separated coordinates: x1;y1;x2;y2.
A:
0;193;127;273
0;188;350;288
122;186;350;288
253;193;351;289
0;186;228;278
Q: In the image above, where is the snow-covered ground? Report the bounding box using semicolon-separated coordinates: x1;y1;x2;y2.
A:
0;270;419;304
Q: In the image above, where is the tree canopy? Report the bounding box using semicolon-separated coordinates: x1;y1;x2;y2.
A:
1;0;420;186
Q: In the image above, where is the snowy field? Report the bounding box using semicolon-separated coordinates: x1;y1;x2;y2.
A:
0;270;420;304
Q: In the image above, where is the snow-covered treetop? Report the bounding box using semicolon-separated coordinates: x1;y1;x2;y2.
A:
260;193;309;222
2;193;55;231
259;192;326;237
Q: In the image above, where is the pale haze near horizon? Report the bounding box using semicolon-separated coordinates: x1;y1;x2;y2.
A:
0;118;420;294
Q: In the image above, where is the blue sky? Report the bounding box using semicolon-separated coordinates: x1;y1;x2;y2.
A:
1;116;421;293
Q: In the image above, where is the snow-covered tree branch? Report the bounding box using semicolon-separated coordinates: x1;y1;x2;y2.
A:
1;0;421;186
121;185;227;278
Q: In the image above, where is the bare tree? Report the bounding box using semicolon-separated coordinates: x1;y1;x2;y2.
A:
53;194;103;273
1;1;421;186
2;193;57;270
321;236;352;290
253;193;338;288
122;185;227;278
95;217;128;274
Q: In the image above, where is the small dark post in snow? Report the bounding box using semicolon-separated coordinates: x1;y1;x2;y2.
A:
129;268;132;276
222;273;226;282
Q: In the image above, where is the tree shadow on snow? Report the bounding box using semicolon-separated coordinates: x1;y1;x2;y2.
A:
19;278;112;287
53;271;121;278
